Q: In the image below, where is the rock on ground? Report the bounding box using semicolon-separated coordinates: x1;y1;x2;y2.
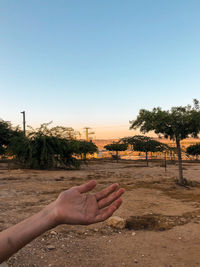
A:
107;216;126;229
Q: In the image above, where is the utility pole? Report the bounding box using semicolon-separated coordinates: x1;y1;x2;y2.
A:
84;127;89;141
84;127;95;141
21;111;26;135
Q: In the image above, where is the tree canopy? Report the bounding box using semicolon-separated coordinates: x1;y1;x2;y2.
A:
104;142;128;161
122;135;166;166
122;135;166;152
104;143;128;152
8;124;80;169
0;120;23;155
77;140;98;160
129;99;200;184
186;143;200;160
130;99;200;140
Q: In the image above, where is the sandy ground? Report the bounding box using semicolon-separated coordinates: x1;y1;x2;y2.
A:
1;160;200;267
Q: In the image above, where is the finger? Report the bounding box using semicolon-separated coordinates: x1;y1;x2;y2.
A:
98;188;125;209
95;183;119;201
94;198;123;223
77;180;97;193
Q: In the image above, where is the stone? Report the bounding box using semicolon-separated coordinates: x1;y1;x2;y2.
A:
47;245;56;250
50;230;57;235
107;216;126;229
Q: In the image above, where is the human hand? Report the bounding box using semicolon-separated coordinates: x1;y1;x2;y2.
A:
53;180;125;225
0;180;124;263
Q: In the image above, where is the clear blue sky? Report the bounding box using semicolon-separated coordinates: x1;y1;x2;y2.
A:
0;0;200;138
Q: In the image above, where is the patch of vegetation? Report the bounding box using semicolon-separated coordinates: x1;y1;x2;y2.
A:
1;120;97;170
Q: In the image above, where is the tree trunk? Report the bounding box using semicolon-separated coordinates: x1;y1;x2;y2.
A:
116;151;119;163
176;138;184;184
146;151;148;167
170;151;172;161
164;152;167;172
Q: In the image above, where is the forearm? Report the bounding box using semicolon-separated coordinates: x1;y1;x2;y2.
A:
0;181;124;263
0;201;57;263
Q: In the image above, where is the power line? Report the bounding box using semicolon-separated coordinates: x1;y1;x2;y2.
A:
77;125;130;131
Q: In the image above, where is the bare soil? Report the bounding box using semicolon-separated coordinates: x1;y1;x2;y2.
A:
1;160;200;267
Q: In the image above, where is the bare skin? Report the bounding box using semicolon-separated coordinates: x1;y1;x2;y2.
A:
0;180;125;263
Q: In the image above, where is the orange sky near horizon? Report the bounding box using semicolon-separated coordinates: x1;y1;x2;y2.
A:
77;125;156;140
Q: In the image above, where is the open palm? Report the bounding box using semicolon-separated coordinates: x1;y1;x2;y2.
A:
54;180;125;225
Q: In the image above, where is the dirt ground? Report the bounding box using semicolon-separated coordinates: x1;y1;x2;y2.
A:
1;160;200;267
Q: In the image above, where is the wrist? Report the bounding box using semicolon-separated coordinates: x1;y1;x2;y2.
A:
42;201;59;229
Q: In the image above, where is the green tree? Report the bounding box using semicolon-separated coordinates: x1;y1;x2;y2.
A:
122;135;166;166
104;142;128;162
8;134;31;165
78;140;98;160
8;123;80;169
129;99;200;184
50;126;80;139
0;120;12;155
186;143;200;160
0;119;23;156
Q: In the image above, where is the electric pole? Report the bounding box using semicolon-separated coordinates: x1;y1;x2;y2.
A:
83;127;95;141
21;111;26;135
